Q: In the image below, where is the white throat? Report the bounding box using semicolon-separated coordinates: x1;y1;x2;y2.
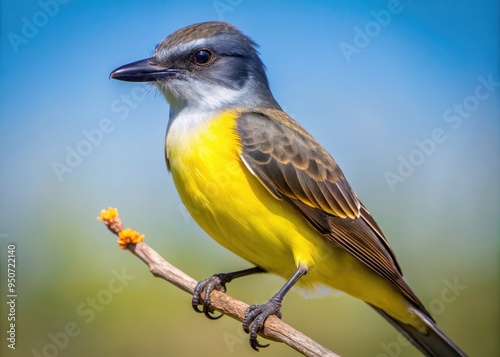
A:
158;78;245;118
159;77;247;151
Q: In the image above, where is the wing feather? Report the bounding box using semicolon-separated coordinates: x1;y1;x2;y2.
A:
239;111;360;219
237;110;427;311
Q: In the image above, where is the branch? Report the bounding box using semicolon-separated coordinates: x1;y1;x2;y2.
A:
98;207;339;357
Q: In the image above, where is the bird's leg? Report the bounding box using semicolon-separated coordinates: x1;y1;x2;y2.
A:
243;265;308;351
192;266;266;319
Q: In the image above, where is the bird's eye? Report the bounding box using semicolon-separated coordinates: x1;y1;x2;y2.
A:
193;49;213;65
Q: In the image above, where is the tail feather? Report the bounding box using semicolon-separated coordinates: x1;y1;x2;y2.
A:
370;304;467;357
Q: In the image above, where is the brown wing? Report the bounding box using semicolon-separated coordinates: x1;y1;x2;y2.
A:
238;111;360;219
237;110;428;312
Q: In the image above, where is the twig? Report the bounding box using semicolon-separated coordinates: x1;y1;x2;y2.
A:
98;207;339;357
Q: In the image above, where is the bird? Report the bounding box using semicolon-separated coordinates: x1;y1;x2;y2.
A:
110;21;466;356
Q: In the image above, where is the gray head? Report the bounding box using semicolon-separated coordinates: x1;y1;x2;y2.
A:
110;21;280;111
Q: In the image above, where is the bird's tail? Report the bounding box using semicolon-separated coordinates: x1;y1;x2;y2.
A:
369;304;467;357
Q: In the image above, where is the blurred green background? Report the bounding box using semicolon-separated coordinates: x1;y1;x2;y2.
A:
1;0;498;356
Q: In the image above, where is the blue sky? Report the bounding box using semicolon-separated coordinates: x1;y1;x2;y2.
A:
0;1;498;356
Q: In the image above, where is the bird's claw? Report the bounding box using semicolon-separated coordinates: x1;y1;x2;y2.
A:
242;298;282;351
192;273;229;319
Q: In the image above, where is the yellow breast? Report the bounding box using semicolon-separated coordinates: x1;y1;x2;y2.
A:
165;109;415;324
166;109;325;278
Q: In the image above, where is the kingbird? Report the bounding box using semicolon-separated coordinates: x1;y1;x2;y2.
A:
110;21;466;356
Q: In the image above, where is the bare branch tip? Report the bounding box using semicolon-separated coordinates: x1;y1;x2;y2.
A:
97;206;338;357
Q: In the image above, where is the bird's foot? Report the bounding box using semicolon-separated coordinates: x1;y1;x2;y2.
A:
243;297;283;351
192;273;232;319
